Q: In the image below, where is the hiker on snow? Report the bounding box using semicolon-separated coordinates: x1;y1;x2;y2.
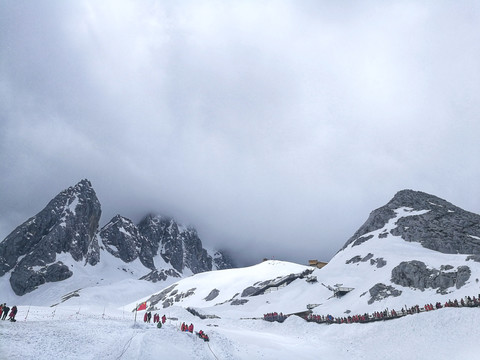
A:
2;305;10;320
143;313;148;323
9;306;17;321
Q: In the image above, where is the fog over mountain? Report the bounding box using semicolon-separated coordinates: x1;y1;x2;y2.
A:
1;1;479;266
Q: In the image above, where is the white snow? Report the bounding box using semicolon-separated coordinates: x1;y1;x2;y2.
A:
1;301;479;359
2;205;480;359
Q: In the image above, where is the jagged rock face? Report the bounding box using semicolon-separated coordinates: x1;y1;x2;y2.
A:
102;213;234;274
1;180;235;296
139;269;181;283
342;190;480;254
212;250;235;270
204;289;220;301
391;260;471;293
0;179;101;295
137;214;234;274
138;215;184;273
182;228;213;273
368;283;402;305
99;215;144;263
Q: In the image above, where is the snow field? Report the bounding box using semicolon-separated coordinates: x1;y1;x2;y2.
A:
2;305;479;360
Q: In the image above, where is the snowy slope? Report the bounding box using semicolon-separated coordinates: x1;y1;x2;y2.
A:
1;303;479;360
131;207;480;320
0;248;179;309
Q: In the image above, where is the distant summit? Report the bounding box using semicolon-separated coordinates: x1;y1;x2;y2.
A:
0;180;234;296
0;179;101;295
342;189;480;254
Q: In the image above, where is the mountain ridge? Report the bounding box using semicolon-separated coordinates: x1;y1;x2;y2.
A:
0;179;234;297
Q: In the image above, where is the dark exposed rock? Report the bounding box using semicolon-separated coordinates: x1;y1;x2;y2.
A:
204;289;220;301
391;260;471;293
145;284;178;308
376;258;387;268
342;190;480;255
369;257;387;268
456;266;471;289
9;261;73;296
137;214;234;274
346;256;362;264
240;269;314;297
241;286;258;297
361;253;374;262
0;179;101;295
186;307;220;319
352;235;374;247
162;299;173;308
44;262;73;282
100;215;143;263
139;269;181;283
231;299;249;306
147;285;197;309
466;255;480;263
138;215;185;273
0;179;236;296
368;283;402;304
212;250;235;270
10;267;46;296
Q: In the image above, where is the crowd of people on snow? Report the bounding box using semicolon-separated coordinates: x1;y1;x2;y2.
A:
0;303;17;322
2;300;213;342
197;330;210;342
180;321;209;341
143;311;167;327
181;322;194;332
263;312;288;323
140;311;211;341
305;294;480;325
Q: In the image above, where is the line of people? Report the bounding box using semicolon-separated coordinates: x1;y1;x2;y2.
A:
180;321;210;342
143;311;167;325
306;293;480;325
263;312;288;323
0;303;17;322
197;330;210;342
181;322;194;332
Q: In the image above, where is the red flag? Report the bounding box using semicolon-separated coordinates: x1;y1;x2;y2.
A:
136;301;147;311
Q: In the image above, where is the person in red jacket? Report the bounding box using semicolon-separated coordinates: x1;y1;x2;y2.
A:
181;322;185;331
162;315;166;324
143;313;148;322
9;306;17;322
188;323;193;333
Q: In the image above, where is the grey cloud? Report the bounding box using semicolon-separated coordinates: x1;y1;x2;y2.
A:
1;1;479;266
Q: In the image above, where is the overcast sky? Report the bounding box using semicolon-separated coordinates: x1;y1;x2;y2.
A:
1;1;479;266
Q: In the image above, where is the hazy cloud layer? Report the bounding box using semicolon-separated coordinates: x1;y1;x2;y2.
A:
1;1;479;265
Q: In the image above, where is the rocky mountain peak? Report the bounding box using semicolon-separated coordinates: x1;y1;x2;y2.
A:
388;189;458;212
1;180;235;297
342;190;480;255
99;215;143;263
0;179;102;295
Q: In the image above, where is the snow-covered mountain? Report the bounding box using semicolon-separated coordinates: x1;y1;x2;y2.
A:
0;180;234;304
134;190;480;318
3;188;480;360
